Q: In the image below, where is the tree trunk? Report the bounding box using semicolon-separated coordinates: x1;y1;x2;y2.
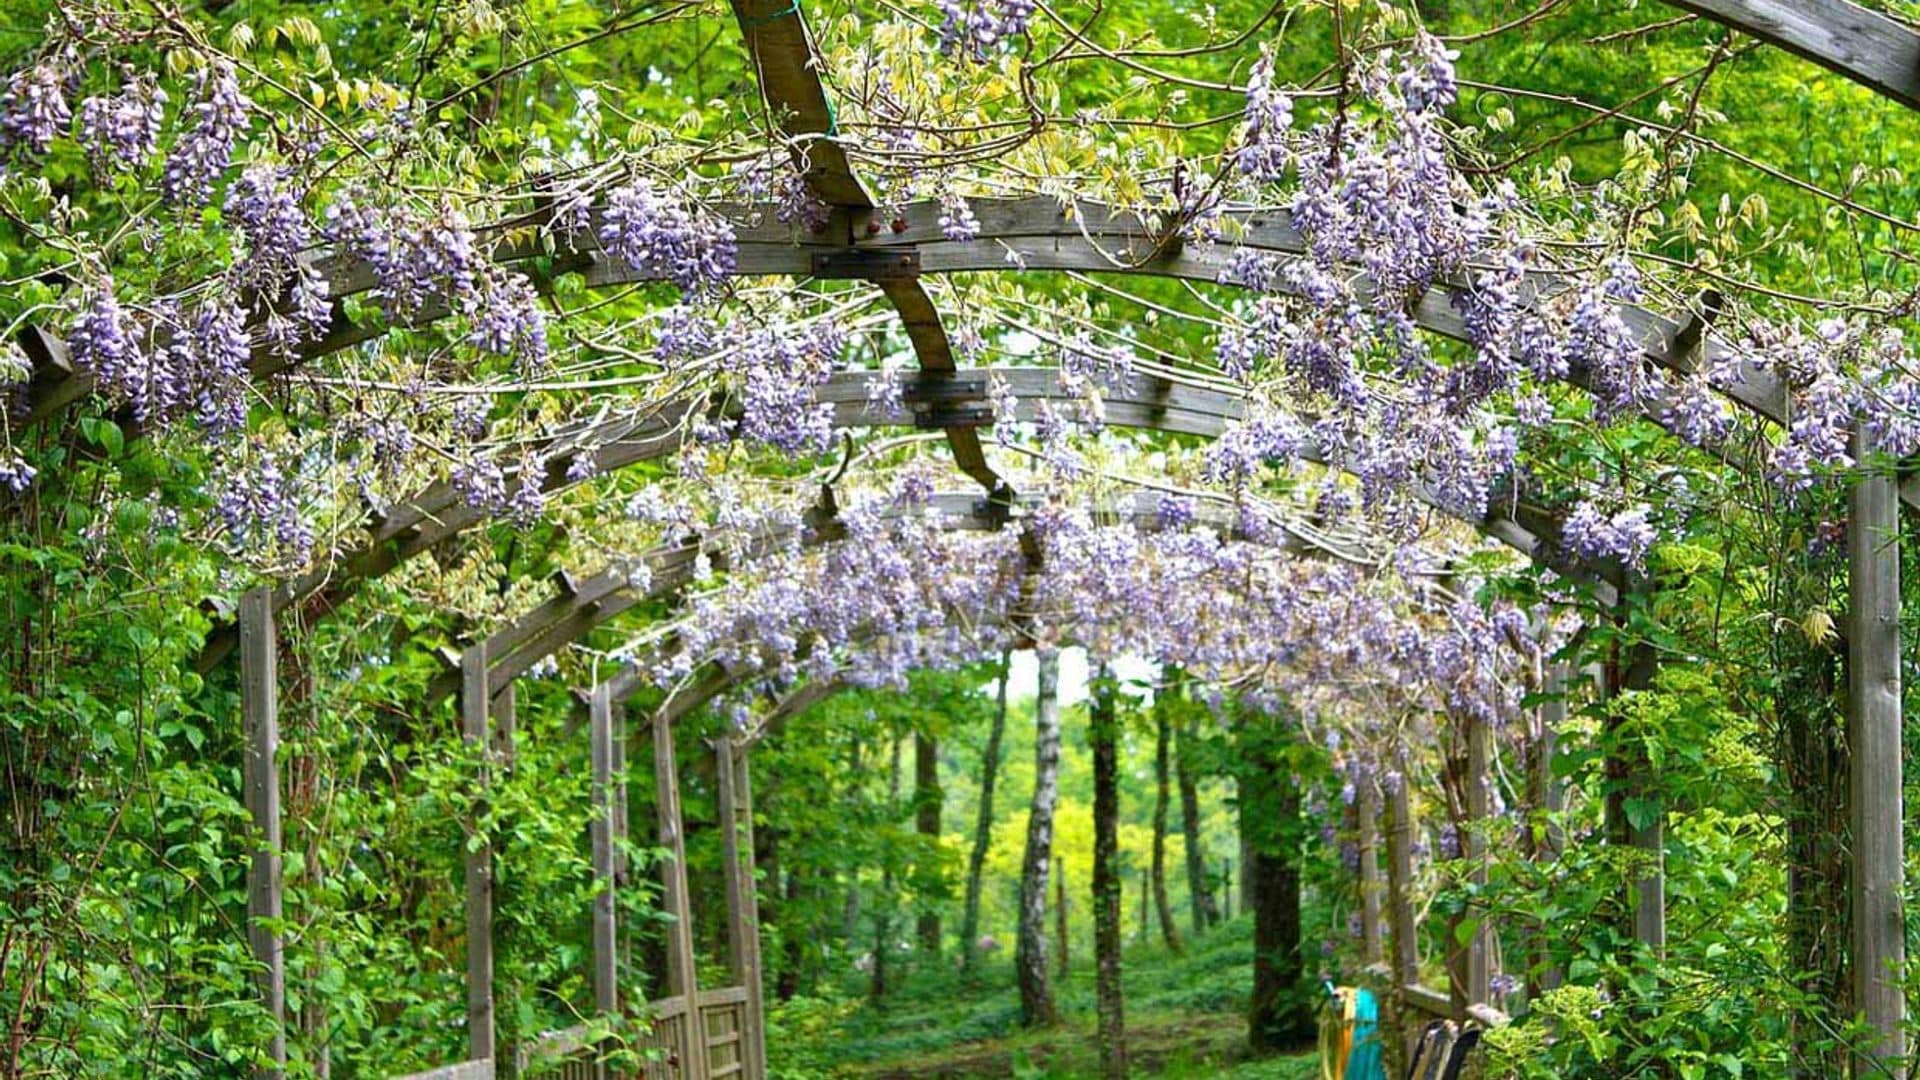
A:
915;730;942;958
961;652;1012;973
1055;855;1070;980
1151;703;1184;953
1238;779;1257;914
843;734;864;949
871;735;902;1002
1247;751;1312;1052
1091;666;1128;1079
1173;695;1219;934
1016;649;1062;1027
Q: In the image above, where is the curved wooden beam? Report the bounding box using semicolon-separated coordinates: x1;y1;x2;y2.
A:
201;359;1613;671
731;0;999;489
431;486;1329;704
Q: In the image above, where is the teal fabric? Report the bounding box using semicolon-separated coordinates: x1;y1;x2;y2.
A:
1345;987;1386;1080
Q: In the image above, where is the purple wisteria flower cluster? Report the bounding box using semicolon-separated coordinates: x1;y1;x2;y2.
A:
637;476;1541;751
935;0;1038;59
161;61;251;207
598;178;740;295
1562;500;1657;571
78;72;167;169
0;55;73;157
68;286;256;433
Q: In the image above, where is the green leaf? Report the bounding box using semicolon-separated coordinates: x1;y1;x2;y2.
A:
1623;796;1663;832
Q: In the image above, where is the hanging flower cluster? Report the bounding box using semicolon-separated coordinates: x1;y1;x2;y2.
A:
934;0;1039;59
597;178;740;296
634;475;1538;741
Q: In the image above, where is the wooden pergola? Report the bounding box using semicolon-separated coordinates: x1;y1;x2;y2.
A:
136;0;1920;1075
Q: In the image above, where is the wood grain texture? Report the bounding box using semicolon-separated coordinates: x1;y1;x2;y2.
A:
1848;424;1907;1078
1666;0;1920;111
653;707;710;1078
239;587;287;1079
460;645;495;1063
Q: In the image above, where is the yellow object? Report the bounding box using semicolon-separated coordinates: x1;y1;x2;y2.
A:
1320;986;1360;1080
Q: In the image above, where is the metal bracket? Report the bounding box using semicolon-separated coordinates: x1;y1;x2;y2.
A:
903;370;990;403
911;404;995;429
811;248;921;281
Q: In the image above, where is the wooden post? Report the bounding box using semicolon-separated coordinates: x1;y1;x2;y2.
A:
1455;713;1491;1011
1530;661;1569;996
1383;773;1420;1067
1849;424;1906;1079
460;646;494;1064
590;684;618;1017
239;587;287;1078
1384;777;1418;988
653;707;709;1079
1624;640;1666;957
1602;596;1664;962
1357;782;1384;967
613;704;630;987
716;738;768;1080
491;682;516;772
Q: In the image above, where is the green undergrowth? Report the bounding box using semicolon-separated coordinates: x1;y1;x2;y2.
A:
766;916;1318;1079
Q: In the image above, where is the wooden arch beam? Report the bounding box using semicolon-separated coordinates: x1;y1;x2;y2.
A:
196;361;1614;670
730;0;999;490
428;486;1342;706
444;467;1609;716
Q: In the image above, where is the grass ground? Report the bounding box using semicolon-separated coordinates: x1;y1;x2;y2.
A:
765;915;1320;1079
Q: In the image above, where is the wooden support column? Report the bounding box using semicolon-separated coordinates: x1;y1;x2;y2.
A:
1625;643;1665;957
716;737;768;1080
1848;424;1906;1080
1529;661;1570;996
590;684;619;1017
1384;776;1418;989
1604;596;1665;961
491;682;516;771
1463;712;1492;1010
460;646;494;1064
239;587;287;1078
653;707;709;1079
1383;772;1420;1068
1356;781;1384;967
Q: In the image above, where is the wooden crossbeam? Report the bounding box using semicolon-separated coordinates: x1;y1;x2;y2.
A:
1666;0;1920;112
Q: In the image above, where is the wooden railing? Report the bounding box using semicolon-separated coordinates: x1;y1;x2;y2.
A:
696;986;749;1079
509;985;753;1080
393;1061;494;1080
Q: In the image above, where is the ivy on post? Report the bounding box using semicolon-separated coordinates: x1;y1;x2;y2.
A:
238;586;287;1079
1604;584;1665;960
1464;703;1492;1010
1847;423;1905;1080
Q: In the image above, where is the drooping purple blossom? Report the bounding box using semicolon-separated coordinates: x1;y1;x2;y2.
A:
598;178;739;296
938;192;981;242
1236;54;1294;182
78;73;166;169
936;0;1038;58
1562;500;1656;571
0;56;73;157
162;61;251;207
